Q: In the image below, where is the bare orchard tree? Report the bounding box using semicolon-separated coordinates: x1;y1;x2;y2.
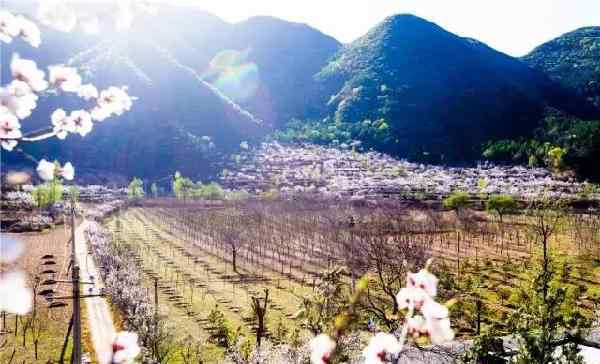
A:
251;289;269;347
361;223;430;330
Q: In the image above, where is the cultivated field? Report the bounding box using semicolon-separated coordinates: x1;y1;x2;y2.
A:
96;198;600;363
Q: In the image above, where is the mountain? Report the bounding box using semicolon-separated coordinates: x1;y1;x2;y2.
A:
3;6;599;182
1;17;265;183
313;15;598;163
523;27;600;108
220;16;341;124
1;4;340;182
132;10;341;125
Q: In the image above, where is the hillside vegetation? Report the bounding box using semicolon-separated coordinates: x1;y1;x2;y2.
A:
311;15;597;163
524;27;600;108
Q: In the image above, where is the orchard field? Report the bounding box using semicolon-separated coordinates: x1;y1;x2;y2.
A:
90;197;600;363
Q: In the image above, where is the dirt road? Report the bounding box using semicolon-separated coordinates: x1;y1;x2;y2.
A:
76;220;116;364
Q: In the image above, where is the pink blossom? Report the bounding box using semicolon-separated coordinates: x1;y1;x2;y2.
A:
68;110;93;136
0;81;38;119
11;55;48;92
15;15;41;47
60;162;75;181
407;269;438;297
51;109;71;139
362;333;402;364
110;331;141;364
309;334;336;364
49;65;82;93
0;10;19;43
98;86;133;116
1;110;21;151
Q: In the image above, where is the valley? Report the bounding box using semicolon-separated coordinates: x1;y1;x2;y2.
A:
2;1;600;363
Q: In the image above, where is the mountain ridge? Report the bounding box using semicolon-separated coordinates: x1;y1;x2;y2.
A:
309;14;598;163
2;8;599;181
523;26;600;108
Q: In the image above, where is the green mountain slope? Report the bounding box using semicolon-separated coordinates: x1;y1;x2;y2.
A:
313;15;597;163
523;27;600;108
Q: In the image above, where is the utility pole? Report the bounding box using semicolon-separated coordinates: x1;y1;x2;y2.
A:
154;277;159;317
71;199;82;364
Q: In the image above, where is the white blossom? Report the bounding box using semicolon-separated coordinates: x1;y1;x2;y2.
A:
240;141;249;150
49;65;82;93
68;110;93;136
98;86;133;116
0;109;22;138
309;334;336;364
61;162;75;180
396;287;427;311
0;235;25;263
406;315;427;338
2;140;17;151
1;81;39;119
421;299;454;344
362;333;402;364
11;55;48;92
52;109;71;139
422;299;449;320
110;331;141;364
425;316;454;345
0;10;20;43
38;0;77;32
91;106;112;122
15;15;41;47
0;271;33;315
407;269;438;297
78;84;98;100
37;159;56;181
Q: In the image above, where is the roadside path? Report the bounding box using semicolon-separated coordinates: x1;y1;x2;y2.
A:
75;220;116;364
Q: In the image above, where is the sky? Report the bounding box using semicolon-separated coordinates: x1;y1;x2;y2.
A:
171;0;600;56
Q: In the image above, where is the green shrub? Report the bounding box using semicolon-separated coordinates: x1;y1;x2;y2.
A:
195;182;225;200
443;191;470;210
128;177;145;199
486;194;517;222
32;178;63;208
207;306;231;348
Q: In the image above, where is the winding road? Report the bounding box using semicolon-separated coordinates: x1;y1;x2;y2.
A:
75;220;116;364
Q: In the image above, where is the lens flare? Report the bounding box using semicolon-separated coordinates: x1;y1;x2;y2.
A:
5;171;31;185
202;49;260;102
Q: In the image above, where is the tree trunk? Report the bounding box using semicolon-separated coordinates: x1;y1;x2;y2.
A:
232;248;237;272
